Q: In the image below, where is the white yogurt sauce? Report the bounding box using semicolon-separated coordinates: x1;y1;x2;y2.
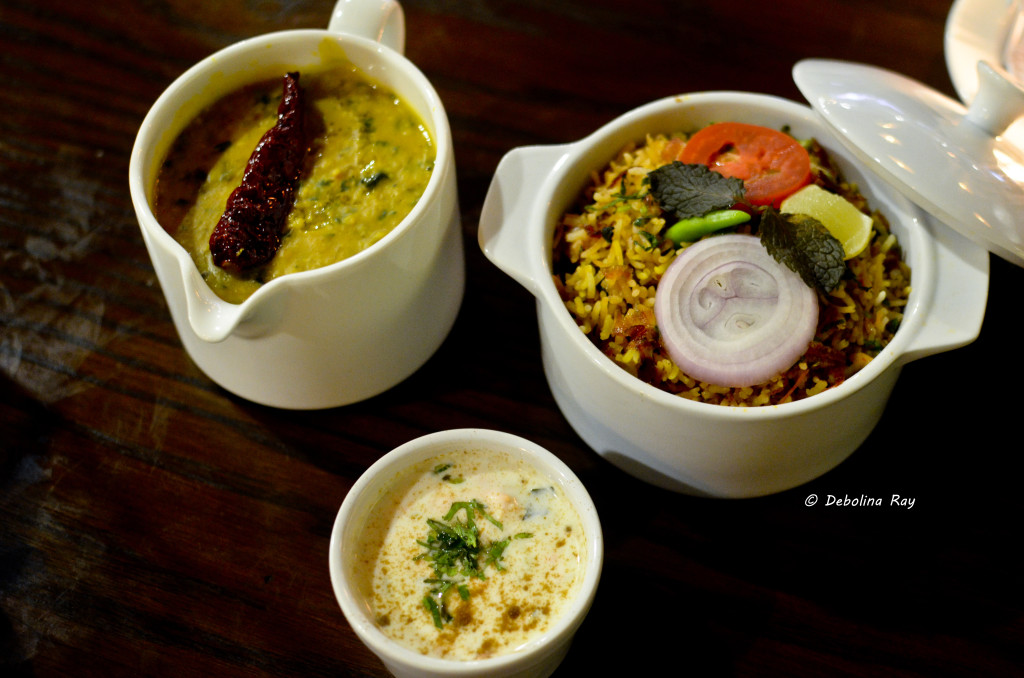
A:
353;448;587;660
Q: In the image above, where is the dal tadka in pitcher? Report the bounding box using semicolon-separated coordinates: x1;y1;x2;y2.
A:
154;62;434;304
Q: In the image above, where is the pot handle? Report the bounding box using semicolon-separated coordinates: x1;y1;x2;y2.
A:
328;0;405;53
478;144;572;298
898;217;990;364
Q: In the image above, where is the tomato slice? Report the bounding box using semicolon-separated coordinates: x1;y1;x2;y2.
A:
677;122;812;206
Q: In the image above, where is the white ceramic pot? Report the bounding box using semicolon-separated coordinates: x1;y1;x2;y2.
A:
329;429;603;678
128;0;463;409
479;92;989;498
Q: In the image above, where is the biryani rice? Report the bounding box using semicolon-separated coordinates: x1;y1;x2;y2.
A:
551;131;912;407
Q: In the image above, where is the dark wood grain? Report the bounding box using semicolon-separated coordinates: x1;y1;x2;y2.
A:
2;0;1021;676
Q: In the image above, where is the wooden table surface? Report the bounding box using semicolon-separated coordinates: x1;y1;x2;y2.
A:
2;0;1021;676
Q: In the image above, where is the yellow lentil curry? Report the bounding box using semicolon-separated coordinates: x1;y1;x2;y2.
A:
154;63;434;303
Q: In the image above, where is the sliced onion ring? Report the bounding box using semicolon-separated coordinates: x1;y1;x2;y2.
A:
654;234;818;388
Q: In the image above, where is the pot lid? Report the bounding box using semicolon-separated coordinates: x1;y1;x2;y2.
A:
793;58;1024;268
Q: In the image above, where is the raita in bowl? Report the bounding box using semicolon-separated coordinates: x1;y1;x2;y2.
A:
330;429;603;678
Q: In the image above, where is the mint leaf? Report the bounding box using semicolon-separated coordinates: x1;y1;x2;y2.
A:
759;207;845;293
648;161;745;220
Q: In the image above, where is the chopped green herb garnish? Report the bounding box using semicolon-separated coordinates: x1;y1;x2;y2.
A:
586;174;648;215
361;171;389;190
415;499;530;628
648;161;745;221
422;589;447;627
432;463;464;484
634;229;659;251
759;207;845;293
484;538;510;570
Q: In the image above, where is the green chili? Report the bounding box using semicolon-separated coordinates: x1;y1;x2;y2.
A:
664;209;751;244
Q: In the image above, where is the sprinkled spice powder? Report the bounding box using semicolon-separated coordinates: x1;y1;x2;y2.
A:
351;449;587;660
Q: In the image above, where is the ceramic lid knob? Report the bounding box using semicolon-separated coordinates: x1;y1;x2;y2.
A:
965;61;1024;135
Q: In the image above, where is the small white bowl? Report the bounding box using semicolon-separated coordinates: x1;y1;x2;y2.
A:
329;429;603;678
479;92;990;498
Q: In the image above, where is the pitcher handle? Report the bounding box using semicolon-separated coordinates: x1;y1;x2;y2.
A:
328;0;406;53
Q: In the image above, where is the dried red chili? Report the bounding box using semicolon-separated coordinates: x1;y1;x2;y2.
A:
209;72;306;273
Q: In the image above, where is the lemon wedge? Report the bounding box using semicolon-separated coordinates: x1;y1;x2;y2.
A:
779;184;873;259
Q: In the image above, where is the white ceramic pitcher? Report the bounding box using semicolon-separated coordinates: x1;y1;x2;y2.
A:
129;0;464;409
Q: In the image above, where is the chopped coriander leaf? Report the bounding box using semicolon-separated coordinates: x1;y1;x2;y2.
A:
585;177;648;215
422;593;448;628
361;171;389;190
414;500;531;628
443;499;503;530
485;538;510;570
432;462;464;483
634;229;659;251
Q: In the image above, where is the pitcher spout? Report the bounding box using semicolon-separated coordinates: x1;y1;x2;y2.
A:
180;259;284;343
